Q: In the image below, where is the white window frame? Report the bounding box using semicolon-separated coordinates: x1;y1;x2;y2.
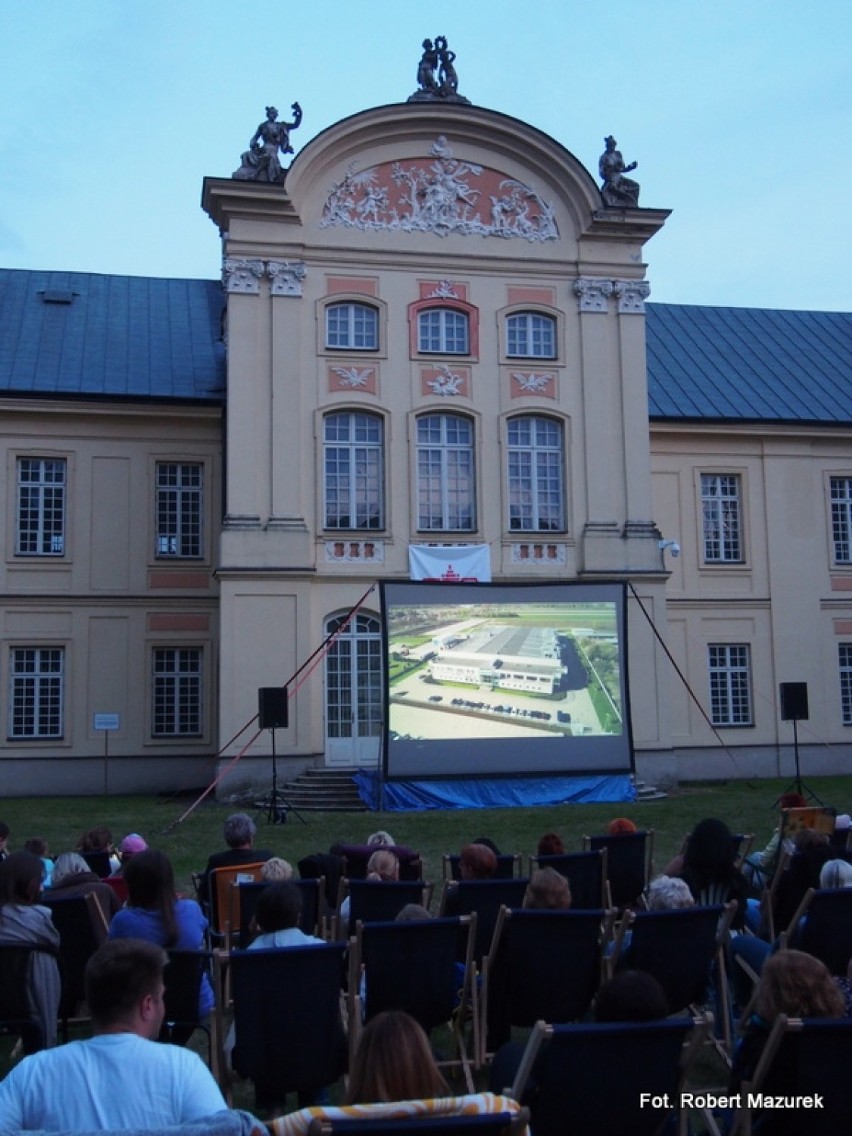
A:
152;647;203;737
8;646;65;739
701;473;743;563
417;308;470;355
155;462;203;558
416;413;476;532
506;311;557;359
840;644;852;726
708;643;753;726
323;411;384;531
830;477;852;563
325;302;379;351
16;457;66;556
507;416;564;532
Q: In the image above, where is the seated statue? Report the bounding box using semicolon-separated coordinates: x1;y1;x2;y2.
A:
599;135;640;208
233;103;302;184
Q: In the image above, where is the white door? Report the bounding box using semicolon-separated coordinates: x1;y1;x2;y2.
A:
324;611;384;766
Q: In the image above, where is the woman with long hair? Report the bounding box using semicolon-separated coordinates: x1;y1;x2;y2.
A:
107;849;213;1020
0;850;61;1050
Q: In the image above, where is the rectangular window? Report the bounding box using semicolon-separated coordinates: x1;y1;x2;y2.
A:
701;473;742;562
417;415;475;531
506;312;556;359
9;647;64;739
708;643;752;726
16;458;66;556
507;417;564;531
325;303;378;350
156;463;203;558
324;413;384;529
417;310;469;355
830;477;852;563
840;644;852;726
152;648;203;737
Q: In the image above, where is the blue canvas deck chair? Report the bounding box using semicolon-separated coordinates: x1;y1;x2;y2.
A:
779;885;852;974
527;849;608;909
439;878;529;967
308;1110;530;1136
583;829;654;910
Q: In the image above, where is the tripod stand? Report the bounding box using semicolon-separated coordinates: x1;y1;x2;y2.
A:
261;726;306;824
776;715;824;807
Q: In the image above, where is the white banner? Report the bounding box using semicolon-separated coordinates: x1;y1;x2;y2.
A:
407;544;491;583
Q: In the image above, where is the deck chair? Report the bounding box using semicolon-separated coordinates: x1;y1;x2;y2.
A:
528;849;608;909
309;1111;530;1136
609;902;736;1054
233;877;324;948
79;849;112;878
208;861;267;943
42;893;105;1037
480;906;614;1063
439;879;530;966
335;879;434;940
509;1016;709;1136
731;833;754;871
159;948;223;1081
336;844;424;882
349;915;478;1091
583;829;654;910
729;1014;852;1136
443;854;521;881
230;942;348;1111
0;942;60;1054
299;852;346;909
780;886;852;974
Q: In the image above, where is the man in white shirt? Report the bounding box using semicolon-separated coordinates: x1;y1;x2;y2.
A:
0;937;227;1131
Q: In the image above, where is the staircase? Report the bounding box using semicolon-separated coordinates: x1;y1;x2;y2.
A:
275;767;369;812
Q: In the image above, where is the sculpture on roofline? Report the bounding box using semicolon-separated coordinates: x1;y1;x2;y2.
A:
599;135;640;208
233;103;303;184
408;35;470;105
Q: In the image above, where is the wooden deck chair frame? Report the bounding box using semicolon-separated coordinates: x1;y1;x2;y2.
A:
527;849;608;909
348;913;479;1092
209;860;267;944
438;878;531;968
160;947;225;1085
509;1015;711;1136
779;884;852;974
308;1110;530;1136
757;844;791;942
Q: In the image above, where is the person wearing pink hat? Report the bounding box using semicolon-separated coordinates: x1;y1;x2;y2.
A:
109;834;148;879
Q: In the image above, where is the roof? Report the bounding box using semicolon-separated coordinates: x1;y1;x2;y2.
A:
646;303;852;424
0;269;225;402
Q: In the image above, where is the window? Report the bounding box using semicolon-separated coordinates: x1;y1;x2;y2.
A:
701;474;742;562
323;412;384;530
417;414;475;531
708;644;752;726
506;312;556;358
325;302;378;350
9;647;64;739
507;416;564;531
840;645;852;726
417;308;469;355
156;463;203;557
152;648;202;737
830;477;852;563
16;458;66;556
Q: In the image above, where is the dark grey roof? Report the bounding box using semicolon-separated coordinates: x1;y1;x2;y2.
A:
0;269;225;402
646;303;852;424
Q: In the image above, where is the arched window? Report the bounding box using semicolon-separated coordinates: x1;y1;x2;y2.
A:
417;308;470;354
323;411;384;530
506;311;557;358
507;415;564;531
325;302;379;350
417;413;475;531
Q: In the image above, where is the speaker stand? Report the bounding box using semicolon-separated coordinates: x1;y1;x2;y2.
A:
774;717;824;807
258;728;307;825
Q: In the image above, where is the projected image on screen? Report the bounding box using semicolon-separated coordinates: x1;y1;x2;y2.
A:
381;581;633;781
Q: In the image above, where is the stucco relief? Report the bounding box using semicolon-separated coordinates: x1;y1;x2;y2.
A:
511;371;555;398
421;364;468;397
329;365;377;394
223;258;265;294
574;277;650;313
321;136;558;242
268;260;307;296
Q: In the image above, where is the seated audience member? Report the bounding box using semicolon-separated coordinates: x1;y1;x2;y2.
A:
0;939;230;1131
523;866;571;910
743;792;806;888
731;949;844;1130
607;817;638;836
270;1010;526;1136
0;820;10;860
593;969;669;1022
110;832;148;876
23;837;54;889
109;848;213;1024
367;830;395;847
819;857;852;889
248;882;324;948
199;813;273;902
396;903;433;921
666;816;749;929
77;825;121;874
260;856;294;882
646;874;695;911
338;848;400;931
49;851;120;918
771;827;835;932
536;832;565;856
0;850;61;1050
459;842;497;880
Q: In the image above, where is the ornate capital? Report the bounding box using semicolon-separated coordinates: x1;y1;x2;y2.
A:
616;279;651;314
223;258;264;294
573;277;614;313
267;260;307;297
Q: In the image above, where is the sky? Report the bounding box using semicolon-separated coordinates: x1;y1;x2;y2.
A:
1;0;850;311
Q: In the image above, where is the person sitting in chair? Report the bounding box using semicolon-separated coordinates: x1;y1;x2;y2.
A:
198;813;273;903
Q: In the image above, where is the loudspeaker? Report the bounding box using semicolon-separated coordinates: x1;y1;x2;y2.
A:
258;687;288;730
780;682;809;722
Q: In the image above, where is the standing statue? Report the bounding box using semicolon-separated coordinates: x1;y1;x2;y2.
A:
233;103;303;184
599;135;640;208
408;36;470;105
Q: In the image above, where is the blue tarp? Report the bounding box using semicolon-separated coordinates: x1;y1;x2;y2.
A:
353;769;635;811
